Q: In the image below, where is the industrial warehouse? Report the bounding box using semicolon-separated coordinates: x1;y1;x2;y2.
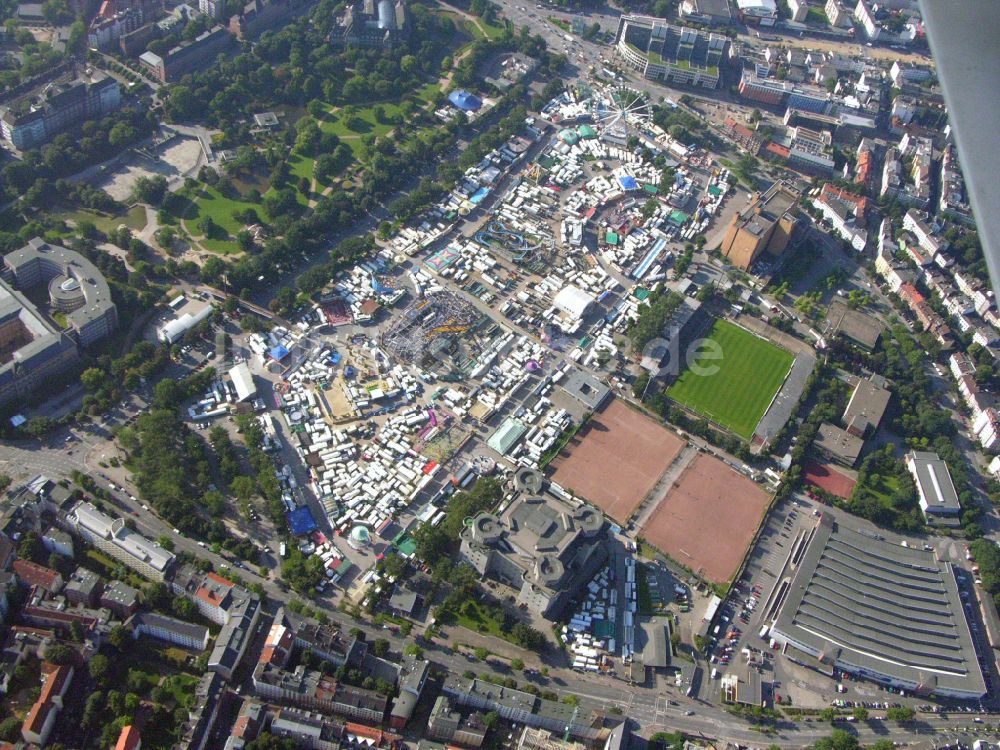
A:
769;515;986;699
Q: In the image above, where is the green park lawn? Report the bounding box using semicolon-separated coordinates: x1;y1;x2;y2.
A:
60;205;147;235
667;319;794;439
319;106;399;139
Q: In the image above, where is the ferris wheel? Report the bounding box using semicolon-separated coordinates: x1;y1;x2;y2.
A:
592;86;652;141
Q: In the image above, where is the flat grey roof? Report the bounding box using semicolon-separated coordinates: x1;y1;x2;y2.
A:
5;238;116;332
131;611;210;644
773;520;985;696
754;351;814;444
559;370;610;410
636;617;670;668
815;422;863;465
907;451;961;513
921;0;1000;304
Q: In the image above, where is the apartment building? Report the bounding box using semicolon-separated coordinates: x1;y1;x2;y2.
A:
973;409;1000;453
939;143;975;226
65;501;175;581
252;662;388;723
129;611;211;650
442;678;603;742
229;0;313;40
21;663;73;746
427;696;487;747
787;0;808;21
615;16;728;89
1;72;121;150
812;183;868;250
12;560;63;593
139;26;234;82
208;594;261;680
824;0;852;26
903;208;948;258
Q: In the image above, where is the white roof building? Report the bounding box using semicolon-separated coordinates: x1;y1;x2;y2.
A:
905;451;961;518
553;285;595;321
68;501;175;578
157;297;213;344
229;362;257;402
735;0;777;19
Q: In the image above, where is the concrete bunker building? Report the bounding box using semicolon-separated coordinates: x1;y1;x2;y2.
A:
770;515;986;699
460;471;607;619
719;182;801;270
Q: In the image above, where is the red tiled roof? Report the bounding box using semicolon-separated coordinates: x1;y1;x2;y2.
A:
345;722;402;747
819;183;868;217
39;663;72;704
115;725;142;750
13;559;61;590
21;697;53;736
22;663;72;739
196;587;225;606
765;142;790;158
205;572;235;588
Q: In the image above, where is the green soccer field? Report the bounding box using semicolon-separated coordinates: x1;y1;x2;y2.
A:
667;319;794;439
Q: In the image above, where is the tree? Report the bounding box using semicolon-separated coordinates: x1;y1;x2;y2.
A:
885;706;915;723
109;624;131;650
372;638;390;657
81;367;106;392
0;717;21;742
852;705;868;721
132;175;169;205
109;122;138;148
246;735;298;750
474;647;489;661
819;706;837;723
42;0;73;23
18;531;43;562
404;644;424;658
45;644;76;665
811;729;859;750
231;476;256;503
89;653;111;684
650;733;685;750
198;215;225;240
511;658;524;671
172;596;196;619
482;711;500;729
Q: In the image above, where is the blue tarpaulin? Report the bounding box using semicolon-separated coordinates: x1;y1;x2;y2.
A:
287;505;318;535
270;344;289;361
618;175;639;191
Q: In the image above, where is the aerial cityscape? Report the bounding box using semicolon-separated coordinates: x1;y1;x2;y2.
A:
0;0;997;748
